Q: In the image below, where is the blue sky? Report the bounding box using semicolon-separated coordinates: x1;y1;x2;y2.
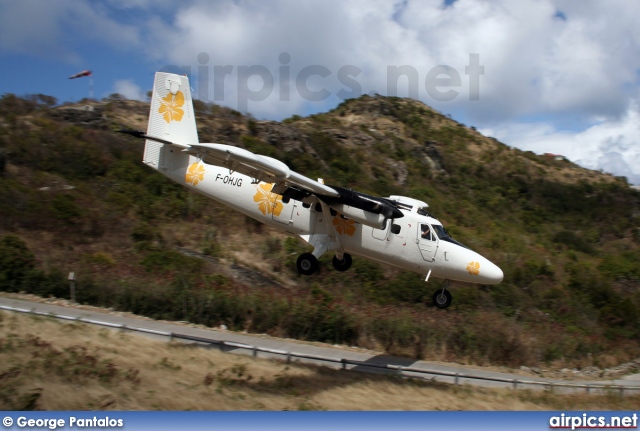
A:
1;0;639;184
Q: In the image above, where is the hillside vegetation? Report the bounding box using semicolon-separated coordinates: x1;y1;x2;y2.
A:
0;92;639;371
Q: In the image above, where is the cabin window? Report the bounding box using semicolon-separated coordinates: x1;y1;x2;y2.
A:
417;206;429;216
391;224;401;234
302;202;311;209
420;224;434;241
314;203;322;212
330;208;337;216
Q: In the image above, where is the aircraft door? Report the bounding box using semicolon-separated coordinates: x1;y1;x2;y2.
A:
417;223;438;261
372;221;388;240
272;196;296;225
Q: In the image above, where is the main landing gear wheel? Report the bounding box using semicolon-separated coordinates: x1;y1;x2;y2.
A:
296;253;319;275
332;253;352;272
432;289;452;309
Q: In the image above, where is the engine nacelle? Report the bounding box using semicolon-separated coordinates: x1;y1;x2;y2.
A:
328;203;388;230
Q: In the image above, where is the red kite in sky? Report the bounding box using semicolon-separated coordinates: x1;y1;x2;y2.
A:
68;70;92;79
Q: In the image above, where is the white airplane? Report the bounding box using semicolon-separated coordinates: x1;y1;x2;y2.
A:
121;72;503;309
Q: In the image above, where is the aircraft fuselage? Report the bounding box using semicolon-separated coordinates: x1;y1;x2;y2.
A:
151;156;503;286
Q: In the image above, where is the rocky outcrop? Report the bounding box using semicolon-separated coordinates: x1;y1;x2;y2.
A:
49;105;107;127
255;121;307;153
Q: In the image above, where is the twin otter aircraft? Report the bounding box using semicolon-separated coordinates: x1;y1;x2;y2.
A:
123;72;503;309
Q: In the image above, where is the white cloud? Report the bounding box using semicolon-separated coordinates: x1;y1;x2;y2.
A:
0;0;141;63
144;0;374;117
7;0;639;122
4;0;639;115
140;0;640;182
113;79;146;101
2;0;639;183
481;101;640;184
138;0;639;121
0;1;78;62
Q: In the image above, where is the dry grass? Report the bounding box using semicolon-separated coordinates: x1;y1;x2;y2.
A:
1;310;638;411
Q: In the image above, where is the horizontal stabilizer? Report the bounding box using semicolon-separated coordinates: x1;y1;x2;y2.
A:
118;130;184;148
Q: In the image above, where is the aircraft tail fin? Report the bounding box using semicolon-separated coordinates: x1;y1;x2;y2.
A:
143;72;199;170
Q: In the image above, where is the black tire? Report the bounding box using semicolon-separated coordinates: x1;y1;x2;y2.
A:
332;253;353;272
432;289;452;309
296;253;319;275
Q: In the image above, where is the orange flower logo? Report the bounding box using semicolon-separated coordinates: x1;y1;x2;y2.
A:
185;162;205;186
466;261;480;276
158;91;185;123
333;215;356;236
254;183;283;216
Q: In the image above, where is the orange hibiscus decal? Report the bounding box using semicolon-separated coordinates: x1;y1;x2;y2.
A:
253;183;283;216
185;162;205;186
466;261;480;276
158;90;185;123
333;215;356;236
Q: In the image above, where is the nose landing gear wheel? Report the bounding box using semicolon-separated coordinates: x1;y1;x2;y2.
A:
432;289;452;309
332;253;352;272
296;253;319;275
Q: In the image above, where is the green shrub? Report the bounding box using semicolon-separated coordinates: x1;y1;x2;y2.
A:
51;194;81;225
552;230;595;254
0;235;36;291
139;249;203;274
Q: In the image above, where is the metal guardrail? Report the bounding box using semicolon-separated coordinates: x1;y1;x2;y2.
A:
2;304;640;395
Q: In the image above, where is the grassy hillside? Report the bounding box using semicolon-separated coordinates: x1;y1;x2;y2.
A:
2;310;639;410
0;92;639;370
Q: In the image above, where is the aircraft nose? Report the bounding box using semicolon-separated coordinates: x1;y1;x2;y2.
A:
481;259;503;284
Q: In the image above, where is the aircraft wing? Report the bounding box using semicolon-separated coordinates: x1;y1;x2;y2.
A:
186;143;340;197
185;143;403;224
118;130;404;225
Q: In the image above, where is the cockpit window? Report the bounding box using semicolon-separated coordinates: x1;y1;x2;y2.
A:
432;224;470;249
417;206;430;216
432;225;448;239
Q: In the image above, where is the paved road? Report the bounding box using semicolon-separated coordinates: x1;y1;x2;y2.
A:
1;295;638;394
